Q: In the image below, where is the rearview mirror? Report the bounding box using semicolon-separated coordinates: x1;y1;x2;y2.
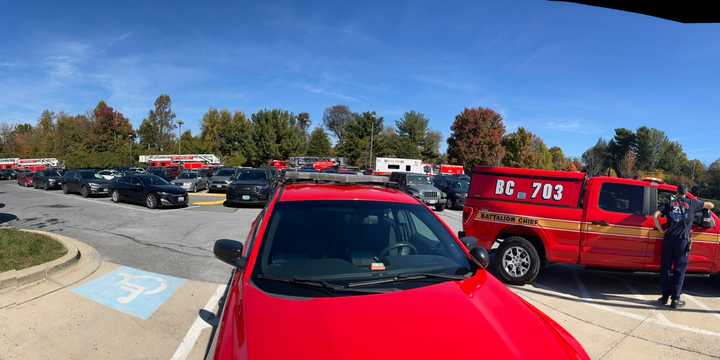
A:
214;239;246;268
460;235;477;250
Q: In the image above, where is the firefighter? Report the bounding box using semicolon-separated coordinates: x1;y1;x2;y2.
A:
653;184;714;308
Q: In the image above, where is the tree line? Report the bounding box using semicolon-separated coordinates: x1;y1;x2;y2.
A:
1;97;717;198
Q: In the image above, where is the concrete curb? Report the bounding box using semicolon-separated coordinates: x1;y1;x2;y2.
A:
0;229;102;308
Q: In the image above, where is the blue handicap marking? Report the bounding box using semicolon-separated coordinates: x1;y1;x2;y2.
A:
72;266;186;320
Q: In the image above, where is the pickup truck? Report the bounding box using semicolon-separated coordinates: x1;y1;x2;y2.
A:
462;166;718;284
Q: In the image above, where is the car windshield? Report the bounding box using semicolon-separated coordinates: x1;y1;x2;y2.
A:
46;170;61;177
215;169;236;176
252;200;471;297
452;181;469;192
236;170;266;181
407;175;432;186
178;173;197;179
80;172;102;180
148;169;163;174
140;175;170;185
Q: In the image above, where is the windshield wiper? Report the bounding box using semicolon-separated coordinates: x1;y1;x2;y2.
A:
255;274;391;294
347;272;470;288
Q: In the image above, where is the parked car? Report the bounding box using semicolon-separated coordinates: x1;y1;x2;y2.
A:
33;169;63;190
225;168;275;206
147;167;180;182
434;174;470;210
17;171;33;187
464;166;720;285
62;170;110;197
109;174;188;209
96;169;118;180
208;167;238;193
0;169;13;180
389;172;447;211
204;172;589;359
172;171;208;193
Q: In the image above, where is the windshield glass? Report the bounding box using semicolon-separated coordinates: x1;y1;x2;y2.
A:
148;168;163;174
452;181;469;192
46;170;61;177
253;201;471;297
140;175;170;185
80;172;102;180
215;169;236;176
236;170;266;181
178;173;197;179
407;175;432;186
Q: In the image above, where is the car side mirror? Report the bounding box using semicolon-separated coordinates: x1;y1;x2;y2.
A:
469;246;490;269
460;235;477;249
214;239;246;268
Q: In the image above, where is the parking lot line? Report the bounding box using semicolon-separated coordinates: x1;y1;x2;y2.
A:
192;200;225;206
684;294;720;321
171;284;226;360
189;193;226;198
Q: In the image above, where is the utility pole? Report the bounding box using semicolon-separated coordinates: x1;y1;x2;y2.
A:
368;120;374;169
177;120;184;154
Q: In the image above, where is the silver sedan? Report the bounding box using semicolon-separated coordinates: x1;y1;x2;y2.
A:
172;172;208;193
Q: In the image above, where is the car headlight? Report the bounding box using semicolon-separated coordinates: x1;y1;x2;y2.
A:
89;183;100;188
157;192;170;196
256;185;269;191
224;179;232;184
441;192;447;198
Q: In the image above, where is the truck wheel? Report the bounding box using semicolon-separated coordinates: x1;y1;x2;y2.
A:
494;236;541;285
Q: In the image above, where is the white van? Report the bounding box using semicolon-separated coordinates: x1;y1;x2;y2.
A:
374;157;423;176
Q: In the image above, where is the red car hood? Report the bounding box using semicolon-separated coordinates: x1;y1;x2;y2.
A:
230;271;586;359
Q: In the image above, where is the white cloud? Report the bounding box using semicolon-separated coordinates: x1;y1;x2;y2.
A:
543;119;601;135
302;85;360;103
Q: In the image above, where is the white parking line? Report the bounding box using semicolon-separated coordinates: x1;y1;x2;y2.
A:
684;294;720;321
170;285;226;360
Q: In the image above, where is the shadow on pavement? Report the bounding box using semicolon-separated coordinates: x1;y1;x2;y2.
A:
508;264;720;316
0;212;18;224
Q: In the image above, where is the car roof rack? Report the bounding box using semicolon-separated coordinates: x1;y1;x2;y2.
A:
283;171;390;185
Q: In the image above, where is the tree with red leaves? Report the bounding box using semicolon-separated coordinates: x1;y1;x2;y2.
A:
447;107;506;169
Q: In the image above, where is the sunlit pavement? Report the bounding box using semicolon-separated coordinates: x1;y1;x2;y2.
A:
1;262;222;360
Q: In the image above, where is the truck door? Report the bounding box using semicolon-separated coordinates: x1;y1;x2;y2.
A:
582;182;655;269
645;189;718;272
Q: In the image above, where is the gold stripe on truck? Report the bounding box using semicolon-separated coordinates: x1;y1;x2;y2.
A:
475;211;718;243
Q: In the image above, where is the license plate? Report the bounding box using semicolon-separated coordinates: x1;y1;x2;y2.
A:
242;195;250;200
178;197;185;202
426;199;437;204
215;185;222;188
183;184;190;188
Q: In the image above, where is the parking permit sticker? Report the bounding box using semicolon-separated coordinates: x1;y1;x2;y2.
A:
370;262;386;271
72;266;186;320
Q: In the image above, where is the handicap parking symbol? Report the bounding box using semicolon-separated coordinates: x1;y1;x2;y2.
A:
72;266;186;320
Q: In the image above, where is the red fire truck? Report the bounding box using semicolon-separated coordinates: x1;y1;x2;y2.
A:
0;158;19;170
439;164;465;175
463;166;720;285
15;158;59;172
139;154;221;170
268;160;288;172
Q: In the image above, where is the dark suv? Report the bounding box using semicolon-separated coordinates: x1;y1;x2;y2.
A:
33;169;64;190
62;170;110;197
209;167;239;193
225;168;276;206
389;172;446;211
433;174;470;210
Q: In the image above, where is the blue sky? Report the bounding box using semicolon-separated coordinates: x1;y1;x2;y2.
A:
1;1;720;162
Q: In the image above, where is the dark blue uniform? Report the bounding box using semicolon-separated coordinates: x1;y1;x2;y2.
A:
659;196;704;301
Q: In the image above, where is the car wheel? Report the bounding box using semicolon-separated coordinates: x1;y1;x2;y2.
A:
435;203;445;212
192;185;197;193
81;186;90;198
111;190;120;203
448;199;455;210
146;194;158;209
494;236;542;285
62;184;70;194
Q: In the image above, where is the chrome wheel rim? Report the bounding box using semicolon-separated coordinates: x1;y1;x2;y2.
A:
112;191;119;202
147;195;155;208
502;246;531;277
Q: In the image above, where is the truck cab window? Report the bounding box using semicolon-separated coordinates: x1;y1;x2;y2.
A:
599;183;644;215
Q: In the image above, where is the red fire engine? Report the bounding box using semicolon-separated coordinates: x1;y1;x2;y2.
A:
14;158;60;172
0;158;19;170
139;154;221;170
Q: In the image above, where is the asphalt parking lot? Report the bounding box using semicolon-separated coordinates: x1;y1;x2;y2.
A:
2;182;720;359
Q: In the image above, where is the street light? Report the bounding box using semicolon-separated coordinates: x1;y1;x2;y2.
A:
177;120;184;154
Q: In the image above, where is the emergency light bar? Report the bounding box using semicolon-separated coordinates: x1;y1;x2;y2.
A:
283;171;389;185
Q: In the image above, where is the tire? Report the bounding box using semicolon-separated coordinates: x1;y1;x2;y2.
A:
192;185;197;193
494;236;542;285
435;203;445;212
448;199;455;210
111;190;120;203
62;184;70;194
145;194;158;209
80;186;90;198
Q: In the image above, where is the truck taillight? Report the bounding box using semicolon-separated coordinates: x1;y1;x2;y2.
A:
462;207;474;224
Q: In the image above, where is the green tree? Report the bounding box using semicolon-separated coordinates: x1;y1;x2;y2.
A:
307;127;333;157
447;107;505;169
606;128;636;178
336;111;384;169
138;95;176;151
549;146;566;170
502;127;552;169
251;109;306;165
322;105;353;145
582;138;609;176
635;126;665;172
394;111;441;162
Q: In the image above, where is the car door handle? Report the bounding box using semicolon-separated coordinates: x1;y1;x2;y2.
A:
591;220;609;226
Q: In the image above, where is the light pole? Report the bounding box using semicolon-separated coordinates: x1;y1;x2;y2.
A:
177;120;184;154
368;120;374;169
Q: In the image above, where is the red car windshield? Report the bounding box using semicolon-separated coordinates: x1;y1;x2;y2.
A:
252;200;471;297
